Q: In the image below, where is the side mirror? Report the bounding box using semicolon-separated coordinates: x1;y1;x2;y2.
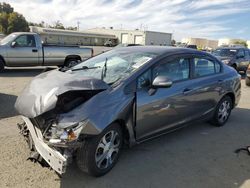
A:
11;41;16;48
152;75;173;88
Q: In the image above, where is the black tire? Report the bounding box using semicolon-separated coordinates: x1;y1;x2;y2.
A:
76;123;123;177
231;64;237;70
246;76;250;86
210;96;232;127
65;58;79;68
0;59;5;72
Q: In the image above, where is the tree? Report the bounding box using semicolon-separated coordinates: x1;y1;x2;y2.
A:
29;21;45;28
0;12;9;34
0;2;13;14
50;20;65;30
0;2;29;34
66;26;77;31
234;40;247;47
171;39;176;46
7;12;29;33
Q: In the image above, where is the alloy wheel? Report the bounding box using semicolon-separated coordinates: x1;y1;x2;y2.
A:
218;100;231;123
95;130;121;169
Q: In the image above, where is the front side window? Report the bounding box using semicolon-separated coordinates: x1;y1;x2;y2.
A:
244;49;250;58
14;35;36;47
152;58;190;82
194;58;220;77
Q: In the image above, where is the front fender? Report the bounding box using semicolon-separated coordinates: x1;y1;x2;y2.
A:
57;87;135;135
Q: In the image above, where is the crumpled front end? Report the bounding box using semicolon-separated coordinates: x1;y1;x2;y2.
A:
15;69;113;174
21;117;67;174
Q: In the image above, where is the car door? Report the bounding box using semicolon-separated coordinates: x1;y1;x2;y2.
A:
135;55;197;140
187;56;223;118
6;34;39;66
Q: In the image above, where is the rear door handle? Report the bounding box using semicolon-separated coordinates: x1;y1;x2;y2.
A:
183;88;193;95
32;49;38;52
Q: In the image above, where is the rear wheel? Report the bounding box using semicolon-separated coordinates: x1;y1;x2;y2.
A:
210;96;232;127
0;59;5;72
76;123;123;177
246;77;250;86
65;58;79;68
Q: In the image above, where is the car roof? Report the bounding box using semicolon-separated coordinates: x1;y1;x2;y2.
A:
114;46;206;56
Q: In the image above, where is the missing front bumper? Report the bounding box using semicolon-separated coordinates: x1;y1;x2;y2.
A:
21;116;67;174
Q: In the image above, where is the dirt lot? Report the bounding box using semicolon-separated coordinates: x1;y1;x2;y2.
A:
0;68;250;188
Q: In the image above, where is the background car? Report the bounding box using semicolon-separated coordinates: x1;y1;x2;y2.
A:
212;47;250;73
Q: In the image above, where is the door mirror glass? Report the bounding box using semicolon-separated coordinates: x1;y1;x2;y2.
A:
152;76;173;88
11;41;16;48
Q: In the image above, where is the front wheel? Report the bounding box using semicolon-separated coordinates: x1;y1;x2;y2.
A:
76;123;123;177
210;96;232;127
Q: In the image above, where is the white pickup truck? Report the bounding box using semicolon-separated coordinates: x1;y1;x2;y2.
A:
0;32;94;72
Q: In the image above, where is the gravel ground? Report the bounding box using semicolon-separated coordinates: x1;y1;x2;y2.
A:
0;68;250;188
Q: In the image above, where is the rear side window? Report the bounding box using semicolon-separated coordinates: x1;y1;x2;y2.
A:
194;58;220;77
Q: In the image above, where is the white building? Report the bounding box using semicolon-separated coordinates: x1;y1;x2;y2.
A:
29;26;117;46
87;28;172;46
181;38;218;49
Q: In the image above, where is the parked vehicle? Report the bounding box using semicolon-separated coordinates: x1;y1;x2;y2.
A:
187;44;197;49
15;46;241;177
0;32;94;72
246;64;250;86
212;47;250;72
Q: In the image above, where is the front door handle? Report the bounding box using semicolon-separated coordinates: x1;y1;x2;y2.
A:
32;49;38;52
183;88;193;95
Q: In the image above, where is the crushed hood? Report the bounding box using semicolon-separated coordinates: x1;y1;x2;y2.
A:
15;69;110;118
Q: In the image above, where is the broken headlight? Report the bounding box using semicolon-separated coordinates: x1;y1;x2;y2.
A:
49;120;87;144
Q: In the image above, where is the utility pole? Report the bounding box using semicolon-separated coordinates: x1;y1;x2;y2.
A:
77;21;80;31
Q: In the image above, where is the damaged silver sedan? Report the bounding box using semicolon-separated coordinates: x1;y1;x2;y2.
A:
15;46;241;176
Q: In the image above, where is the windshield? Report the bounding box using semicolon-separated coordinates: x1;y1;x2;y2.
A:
0;34;17;45
70;49;157;84
213;49;237;57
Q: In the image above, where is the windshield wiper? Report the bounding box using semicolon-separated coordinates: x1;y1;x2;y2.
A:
101;58;108;80
71;66;101;71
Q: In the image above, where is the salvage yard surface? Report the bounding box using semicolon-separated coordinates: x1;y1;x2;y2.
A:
0;68;250;188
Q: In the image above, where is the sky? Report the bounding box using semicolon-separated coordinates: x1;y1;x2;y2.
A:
3;0;250;41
